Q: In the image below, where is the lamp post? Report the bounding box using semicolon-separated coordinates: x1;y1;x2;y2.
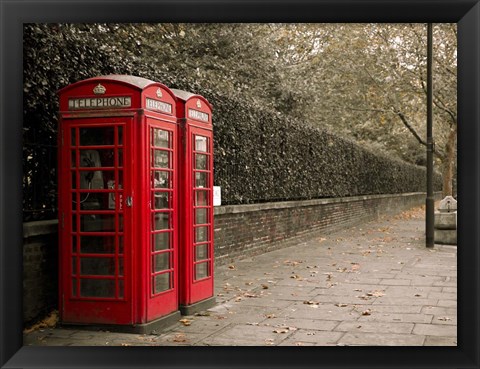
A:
426;23;434;248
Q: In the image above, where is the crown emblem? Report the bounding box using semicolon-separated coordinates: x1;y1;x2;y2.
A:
93;84;106;95
196;99;202;108
156;88;163;98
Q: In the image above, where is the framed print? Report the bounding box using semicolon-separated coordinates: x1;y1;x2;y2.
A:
1;0;479;368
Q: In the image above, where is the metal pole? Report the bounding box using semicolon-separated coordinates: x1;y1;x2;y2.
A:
426;23;435;248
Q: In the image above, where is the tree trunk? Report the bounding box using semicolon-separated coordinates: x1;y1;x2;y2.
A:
442;125;457;197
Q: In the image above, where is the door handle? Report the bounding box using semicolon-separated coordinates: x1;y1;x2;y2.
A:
125;196;133;207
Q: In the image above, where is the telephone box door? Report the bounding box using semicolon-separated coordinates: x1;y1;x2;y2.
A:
59;118;133;325
144;118;179;321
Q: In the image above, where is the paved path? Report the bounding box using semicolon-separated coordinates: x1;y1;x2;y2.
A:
24;206;457;346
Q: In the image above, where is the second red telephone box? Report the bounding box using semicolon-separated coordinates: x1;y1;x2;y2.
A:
172;89;216;315
58;75;181;332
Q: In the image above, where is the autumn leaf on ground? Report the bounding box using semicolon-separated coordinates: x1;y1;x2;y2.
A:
437;317;452;321
265;339;275;345
362;310;372;316
179;318;193;326
245;282;253;286
228;265;236;270
173;334;187;342
367;290;385;297
261;284;269;289
265;313;276;319
243;292;258;298
120;343;131;346
23;310;59;334
335;303;348;307
295;342;305;346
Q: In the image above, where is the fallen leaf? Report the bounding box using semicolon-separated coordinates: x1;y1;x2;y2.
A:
247;322;259;326
335;303;348;307
243;293;258;298
173;334;187;343
228;265;236;270
265;314;276;319
437;317;452;321
245;282;253;286
179;318;193;326
273;328;289;334
295;342;305;346
362;310;372;316
367;290;385;297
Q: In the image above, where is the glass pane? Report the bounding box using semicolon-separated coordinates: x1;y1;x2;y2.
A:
71;172;77;189
195;226;208;242
153;171;170;188
75;192;116;211
118;126;123;145
195;208;207;225
195;154;207;170
118;149;123;167
153;232;170;251
195;244;208;261
72;215;77;232
80;257;115;276
118;214;124;232
72;257;77;275
80;214;116;232
195;136;208;152
118;279;124;298
80;236;115;254
72;279;77;296
153;252;170;272
80;279;115;298
72;237;77;253
153;129;170;148
153;213;169;230
80;127;115;146
153;273;171;294
195;172;207;188
71;128;76;146
78;169;113;190
195;191;208;206
118;236;124;254
71;151;76;168
80;149;114;168
195;262;209;279
153;192;169;209
118;258;124;276
153;150;169;168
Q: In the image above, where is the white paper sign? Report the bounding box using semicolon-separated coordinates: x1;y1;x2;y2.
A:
213;186;221;206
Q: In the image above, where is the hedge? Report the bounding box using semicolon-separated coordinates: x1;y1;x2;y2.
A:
23;24;442;219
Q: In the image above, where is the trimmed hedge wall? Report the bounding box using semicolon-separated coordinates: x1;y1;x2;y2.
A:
205;91;442;204
23;24;442;216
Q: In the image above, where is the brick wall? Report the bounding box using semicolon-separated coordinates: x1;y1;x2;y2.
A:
22;192;437;323
213;192;439;265
23;220;58;324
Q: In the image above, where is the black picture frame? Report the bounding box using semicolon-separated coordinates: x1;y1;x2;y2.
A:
1;0;479;368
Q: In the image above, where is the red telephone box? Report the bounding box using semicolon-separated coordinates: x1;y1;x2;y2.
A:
172;89;215;315
58;75;181;332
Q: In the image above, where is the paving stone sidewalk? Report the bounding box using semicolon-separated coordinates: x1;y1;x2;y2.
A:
24;206;457;346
